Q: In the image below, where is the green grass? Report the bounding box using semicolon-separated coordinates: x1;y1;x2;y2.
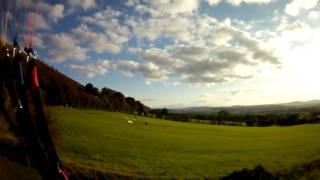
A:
50;107;320;179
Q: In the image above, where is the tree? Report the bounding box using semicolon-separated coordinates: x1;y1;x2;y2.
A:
217;110;230;121
100;87;114;97
126;97;136;113
161;108;168;118
84;83;99;96
112;92;126;111
136;101;148;116
45;79;65;105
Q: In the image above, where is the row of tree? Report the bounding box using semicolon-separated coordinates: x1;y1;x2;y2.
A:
153;109;320;126
37;61;150;115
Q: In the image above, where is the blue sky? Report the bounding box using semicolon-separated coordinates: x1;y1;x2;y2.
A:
14;0;320;108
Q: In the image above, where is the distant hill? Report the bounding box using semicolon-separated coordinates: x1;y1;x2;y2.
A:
170;100;320;115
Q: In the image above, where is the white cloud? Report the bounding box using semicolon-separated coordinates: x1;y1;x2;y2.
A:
26;12;50;30
129;47;184;68
69;59;169;82
206;0;221;5
81;7;131;53
124;13;281;86
226;0;276;6
125;0;140;7
60;0;281;86
285;0;319;16
67;0;96;10
277;19;304;32
140;62;169;81
33;34;45;49
113;60;140;77
72;24;122;54
125;14;196;42
308;10;320;19
47;33;87;63
133;0;200;16
39;2;64;22
69;60;111;78
127;0;275;14
196;0;276;7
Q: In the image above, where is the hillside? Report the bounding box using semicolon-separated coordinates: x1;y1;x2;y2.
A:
171;100;320;115
0;43;150;114
37;59;150;115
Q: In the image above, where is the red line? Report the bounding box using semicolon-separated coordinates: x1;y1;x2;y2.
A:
58;168;69;180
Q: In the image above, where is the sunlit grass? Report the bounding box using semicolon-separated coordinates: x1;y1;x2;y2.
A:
50;107;320;178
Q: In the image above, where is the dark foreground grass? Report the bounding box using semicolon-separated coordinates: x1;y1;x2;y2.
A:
49;107;320;179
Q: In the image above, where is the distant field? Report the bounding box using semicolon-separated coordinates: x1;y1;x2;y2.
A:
49;107;320;179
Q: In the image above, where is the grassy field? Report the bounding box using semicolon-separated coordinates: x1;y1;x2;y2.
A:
48;107;320;179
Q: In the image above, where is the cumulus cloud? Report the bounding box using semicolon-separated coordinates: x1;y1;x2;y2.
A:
57;1;281;87
206;0;276;6
67;0;96;10
26;12;50;30
39;2;64;22
206;0;221;5
285;0;319;16
130;0;199;16
277;19;304;32
47;33;87;63
69;60;169;82
125;15;193;41
129;47;184;68
69;60;110;78
81;7;131;53
125;13;280;86
226;0;276;6
140;62;169;81
308;10;320;19
125;0;140;7
56;3;281;86
127;0;275;15
112;60;140;77
72;24;122;54
113;60;169;81
93;6;122;18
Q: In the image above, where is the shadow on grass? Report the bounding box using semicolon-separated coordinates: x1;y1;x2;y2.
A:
222;164;277;180
222;160;320;180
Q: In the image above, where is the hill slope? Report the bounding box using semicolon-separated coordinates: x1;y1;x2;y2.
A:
37;60;150;114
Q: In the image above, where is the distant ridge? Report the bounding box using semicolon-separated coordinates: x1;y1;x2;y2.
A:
170;100;320;114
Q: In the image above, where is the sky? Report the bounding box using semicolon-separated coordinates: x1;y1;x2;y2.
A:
12;0;320;108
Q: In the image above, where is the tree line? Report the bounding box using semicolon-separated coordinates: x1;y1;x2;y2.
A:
37;61;150;115
152;109;320;126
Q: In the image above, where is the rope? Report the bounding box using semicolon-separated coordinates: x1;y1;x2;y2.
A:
1;1;69;179
26;0;40;49
21;16;28;48
8;0;22;47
